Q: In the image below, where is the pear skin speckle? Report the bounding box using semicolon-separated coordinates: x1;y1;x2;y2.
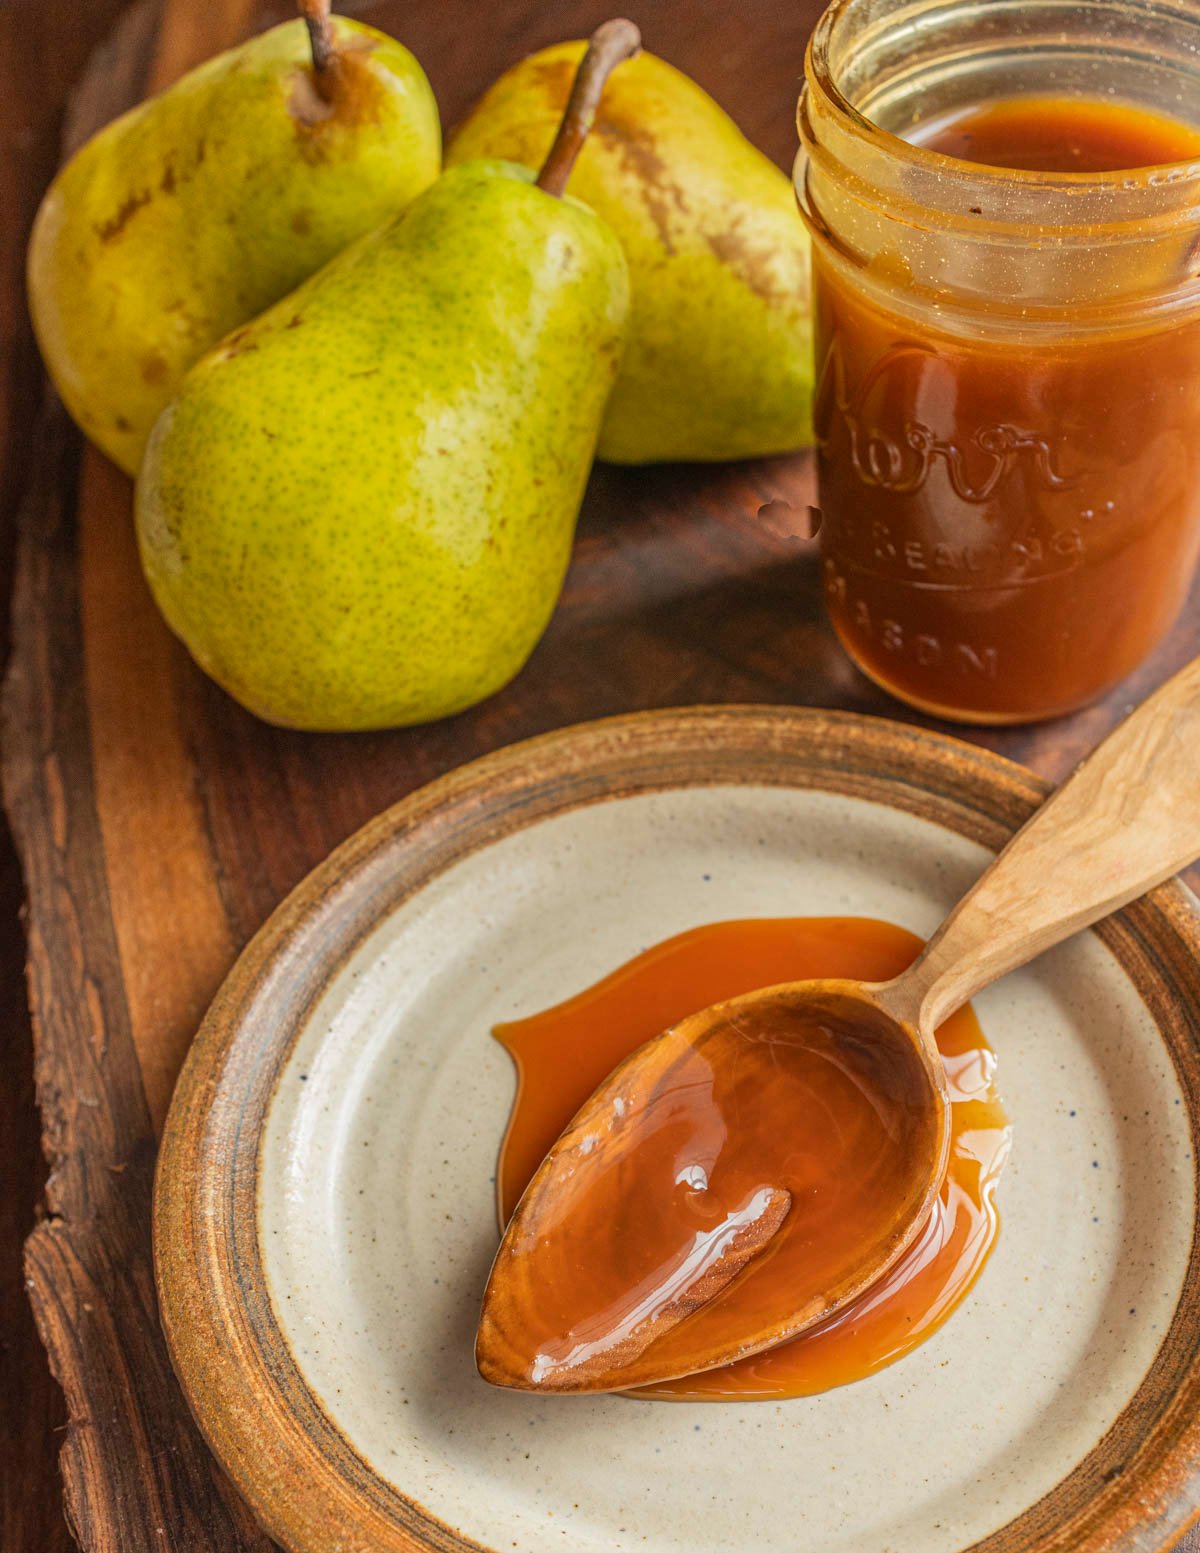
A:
448;44;815;465
28;17;440;475
136;162;630;731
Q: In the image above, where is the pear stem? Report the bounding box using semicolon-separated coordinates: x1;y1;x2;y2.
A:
298;0;340;97
536;19;642;197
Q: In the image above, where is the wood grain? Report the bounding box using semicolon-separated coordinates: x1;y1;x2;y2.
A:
899;655;1200;1030
79;449;240;1134
0;3;156;1551
4;0;1200;1549
7;10;271;1553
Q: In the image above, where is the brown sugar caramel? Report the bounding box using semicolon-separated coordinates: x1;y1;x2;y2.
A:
492;917;1009;1400
813;96;1200;723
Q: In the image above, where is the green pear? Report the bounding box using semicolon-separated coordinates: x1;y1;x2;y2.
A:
28;2;440;476
135;23;637;732
448;42;814;465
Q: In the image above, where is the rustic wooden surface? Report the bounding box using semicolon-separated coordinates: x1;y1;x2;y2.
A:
3;1;1200;1550
0;5;156;1551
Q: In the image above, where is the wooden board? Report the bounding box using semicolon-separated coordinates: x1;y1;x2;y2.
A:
0;4;161;1550
4;1;1200;1549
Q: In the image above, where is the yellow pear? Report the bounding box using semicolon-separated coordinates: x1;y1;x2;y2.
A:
135;24;636;731
28;2;439;475
449;41;813;465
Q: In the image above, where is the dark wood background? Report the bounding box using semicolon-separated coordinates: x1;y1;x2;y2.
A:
2;2;1198;1550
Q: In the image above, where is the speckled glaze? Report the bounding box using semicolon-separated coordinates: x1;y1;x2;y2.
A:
136;161;629;730
28;18;440;475
154;708;1200;1553
447;45;814;464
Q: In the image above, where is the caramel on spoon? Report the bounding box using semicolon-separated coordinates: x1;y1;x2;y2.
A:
478;657;1200;1394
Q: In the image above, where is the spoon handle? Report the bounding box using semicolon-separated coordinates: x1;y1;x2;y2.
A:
884;656;1200;1033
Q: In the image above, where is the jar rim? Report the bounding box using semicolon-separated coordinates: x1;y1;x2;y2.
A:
808;0;1200;192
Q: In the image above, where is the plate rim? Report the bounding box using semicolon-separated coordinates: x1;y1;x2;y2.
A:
152;704;1200;1553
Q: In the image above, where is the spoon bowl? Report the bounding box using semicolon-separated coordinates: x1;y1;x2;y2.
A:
478;656;1200;1394
477;977;950;1393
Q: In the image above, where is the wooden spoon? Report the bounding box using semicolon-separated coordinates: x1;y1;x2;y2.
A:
477;657;1200;1394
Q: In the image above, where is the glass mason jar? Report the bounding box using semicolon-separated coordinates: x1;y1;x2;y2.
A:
794;0;1200;723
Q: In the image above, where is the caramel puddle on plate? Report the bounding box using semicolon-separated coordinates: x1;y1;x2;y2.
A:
493;916;1011;1401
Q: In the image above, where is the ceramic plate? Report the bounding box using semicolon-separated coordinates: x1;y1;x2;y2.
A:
154;707;1200;1553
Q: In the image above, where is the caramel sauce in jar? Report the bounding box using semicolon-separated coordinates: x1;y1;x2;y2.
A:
914;96;1200;176
799;38;1200;724
492;917;1009;1400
